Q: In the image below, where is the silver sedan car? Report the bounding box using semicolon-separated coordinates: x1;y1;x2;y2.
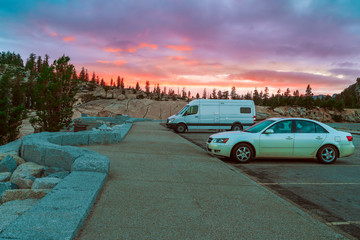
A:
207;118;355;164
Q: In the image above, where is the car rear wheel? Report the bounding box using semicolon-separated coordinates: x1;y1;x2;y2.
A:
317;145;338;164
231;143;253;163
231;123;243;131
175;123;187;133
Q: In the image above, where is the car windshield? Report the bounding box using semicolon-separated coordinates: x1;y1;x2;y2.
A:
177;105;189;115
244;120;275;133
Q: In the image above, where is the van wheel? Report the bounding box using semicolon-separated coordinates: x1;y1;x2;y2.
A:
175;123;187;133
231;123;243;131
231;143;253;163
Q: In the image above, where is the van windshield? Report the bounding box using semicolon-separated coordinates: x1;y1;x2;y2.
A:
244;120;275;133
177;105;189;115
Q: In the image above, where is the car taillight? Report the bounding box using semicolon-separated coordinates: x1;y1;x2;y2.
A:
254;115;256;122
346;136;353;141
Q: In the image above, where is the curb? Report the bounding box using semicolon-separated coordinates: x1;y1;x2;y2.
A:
0;123;132;239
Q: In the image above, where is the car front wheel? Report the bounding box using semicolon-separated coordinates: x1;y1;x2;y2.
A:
231;143;253;163
317;145;338;164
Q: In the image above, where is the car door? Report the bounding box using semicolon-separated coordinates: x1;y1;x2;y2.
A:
258;120;294;157
183;105;199;130
293;120;327;157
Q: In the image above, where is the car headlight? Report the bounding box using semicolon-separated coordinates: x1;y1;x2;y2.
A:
168;118;175;123
213;138;229;143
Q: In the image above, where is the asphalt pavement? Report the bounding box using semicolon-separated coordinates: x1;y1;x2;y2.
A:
76;122;348;239
178;127;360;239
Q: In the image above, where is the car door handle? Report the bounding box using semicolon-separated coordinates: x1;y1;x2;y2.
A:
195;116;198;118
316;136;323;140
286;136;293;140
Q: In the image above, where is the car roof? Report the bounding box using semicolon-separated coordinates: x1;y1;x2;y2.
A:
267;117;321;123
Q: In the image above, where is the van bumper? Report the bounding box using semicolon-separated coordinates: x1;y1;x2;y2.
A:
166;123;176;129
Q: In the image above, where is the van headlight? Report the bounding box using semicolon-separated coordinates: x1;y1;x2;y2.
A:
213;138;229;143
168;118;175;123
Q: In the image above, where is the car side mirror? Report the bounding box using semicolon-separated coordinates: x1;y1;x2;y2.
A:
265;129;274;134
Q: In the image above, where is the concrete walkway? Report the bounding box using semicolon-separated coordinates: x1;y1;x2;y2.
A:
76;122;346;239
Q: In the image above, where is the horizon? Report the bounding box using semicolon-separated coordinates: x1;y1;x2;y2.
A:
1;0;360;96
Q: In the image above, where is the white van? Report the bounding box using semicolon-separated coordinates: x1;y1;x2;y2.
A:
166;99;256;133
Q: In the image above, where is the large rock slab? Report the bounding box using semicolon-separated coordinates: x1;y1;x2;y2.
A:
1;189;50;203
0;172;11;182
71;154;110;173
0;171;107;240
0;199;40;233
0;139;22;153
10;162;45;189
21;140;84;171
0;182;18;198
47;171;70;179
0;152;25;166
0;155;18;173
32;177;62;189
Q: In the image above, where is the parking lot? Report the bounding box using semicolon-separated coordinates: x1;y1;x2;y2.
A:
175;128;360;239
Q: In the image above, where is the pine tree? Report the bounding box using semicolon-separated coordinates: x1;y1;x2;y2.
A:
120;78;125;89
304;84;314;109
0;68;26;144
217;90;222;99
145;81;150;94
230;86;237;99
30;55;79;132
136;82;140;91
212;88;217;99
202;88;207;99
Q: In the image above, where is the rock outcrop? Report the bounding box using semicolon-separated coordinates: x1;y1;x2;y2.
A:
0;155;17;173
32;177;61;189
10;162;45;189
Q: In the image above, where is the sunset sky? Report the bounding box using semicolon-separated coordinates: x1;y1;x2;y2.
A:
1;0;360;96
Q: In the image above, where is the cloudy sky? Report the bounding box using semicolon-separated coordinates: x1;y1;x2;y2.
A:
1;0;360;95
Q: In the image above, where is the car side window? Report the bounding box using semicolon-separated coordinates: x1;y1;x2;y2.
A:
268;120;292;133
296;121;315;133
315;124;328;133
185;105;198;116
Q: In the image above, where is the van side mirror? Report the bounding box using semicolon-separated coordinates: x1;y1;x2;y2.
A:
265;129;274;134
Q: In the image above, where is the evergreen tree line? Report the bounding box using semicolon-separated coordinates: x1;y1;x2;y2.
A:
0;51;79;144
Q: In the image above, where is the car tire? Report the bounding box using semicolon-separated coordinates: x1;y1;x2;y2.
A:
317;145;338;164
231;123;243;131
231;143;253;163
175;123;187;133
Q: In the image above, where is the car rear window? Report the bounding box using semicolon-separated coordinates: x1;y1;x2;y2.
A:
240;107;251;114
316;124;328;133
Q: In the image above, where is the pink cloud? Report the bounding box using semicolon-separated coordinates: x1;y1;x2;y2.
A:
139;43;158;49
63;36;75;42
104;47;123;53
114;60;127;66
97;60;110;63
168;56;188;61
167;45;193;51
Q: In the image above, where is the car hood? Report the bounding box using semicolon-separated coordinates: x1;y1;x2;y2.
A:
209;131;253;139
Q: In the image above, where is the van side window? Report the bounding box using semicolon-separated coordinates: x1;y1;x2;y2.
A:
185;105;198;115
240;107;251;114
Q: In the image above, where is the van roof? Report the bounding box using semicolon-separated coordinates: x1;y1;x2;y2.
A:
187;99;255;105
